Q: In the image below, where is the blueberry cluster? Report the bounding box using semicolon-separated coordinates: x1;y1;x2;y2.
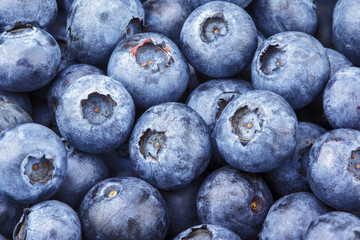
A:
1;0;360;240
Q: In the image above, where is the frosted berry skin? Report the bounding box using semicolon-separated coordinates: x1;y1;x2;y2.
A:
214;90;298;173
197;166;273;240
0;89;32;115
307;128;360;212
53;144;109;210
249;0;318;38
180;1;258;78
108;32;189;110
323;67;360;130
13;200;81;240
0;100;32;133
189;0;253;8
186;79;253;131
56;74;135;154
142;0;193;45
332;0;360;66
173;224;241;240
78;177;168;240
66;0;144;66
325;48;352;78
0;24;61;92
303;212;360;240
259;192;329;240
129;102;212;190
47;63;104;115
0;123;67;205
265;122;327;196
0;0;57;32
186;79;253;169
251;31;330;110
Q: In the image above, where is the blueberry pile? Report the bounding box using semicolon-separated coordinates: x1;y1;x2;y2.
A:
1;0;360;239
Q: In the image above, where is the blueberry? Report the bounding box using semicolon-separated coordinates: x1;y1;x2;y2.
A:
78;177;168;240
308;128;360;211
142;0;193;45
173;224;241;240
66;0;144;66
0;89;32;115
326;48;353;78
129;102;211;190
189;0;253;9
160;176;204;239
0;100;32;133
0;192;23;239
303;211;360;239
0;123;67;205
332;0;360;66
180;1;258;78
197;166;273;240
13;200;81;240
186;79;253;169
266;122;327;196
259;192;329;240
56;74;135;154
186;79;253;131
108;32;189;110
0;0;57;32
53;142;109;210
323;67;360;130
249;0;318;37
251;31;330;110
0;24;61;92
48;63;105;115
214;90;298;173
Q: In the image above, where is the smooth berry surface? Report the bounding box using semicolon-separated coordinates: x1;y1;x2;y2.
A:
323;67;360;130
214;90;298;173
129;102;211;190
79;177;168;240
173;224;241;240
197;166;273;240
56;74;135;154
251;31;330;110
108;32;189;110
66;0;144;66
332;0;360;66
250;0;318;37
259;192;329;240
13;200;81;240
0;0;57;32
0;24;61;92
180;1;258;78
308;128;360;212
0;123;67;205
0;100;32;133
303;211;360;239
266;122;327;196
